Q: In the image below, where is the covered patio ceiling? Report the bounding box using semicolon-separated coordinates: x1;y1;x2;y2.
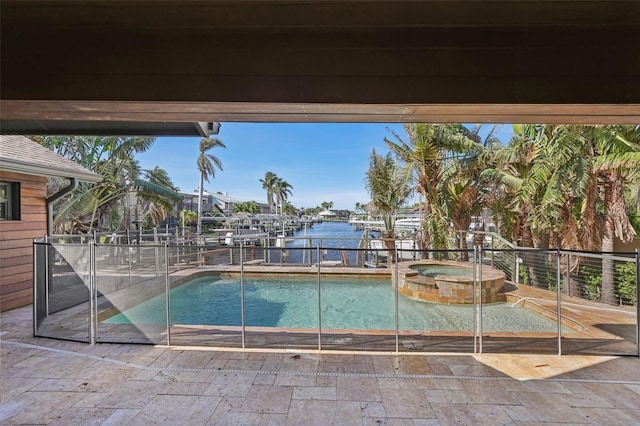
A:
1;1;639;135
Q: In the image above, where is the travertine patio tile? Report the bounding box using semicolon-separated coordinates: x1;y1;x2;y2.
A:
147;348;182;367
363;417;416;425
225;358;266;370
315;375;336;387
402;377;463;390
412;419;442;426
159;381;210;395
584;383;640;409
2;304;640;426
79;379;166;409
254;373;277;385
427;363;454;376
432;402;516;425
510;391;593;423
0;376;45;399
0;391;88;424
380;388;435;419
501;404;537;423
274;372;316;386
205;357;230;370
628;384;640;395
280;356;319;372
337;376;382;401
75;364;140;383
554;391;616;408
204;372;257;397
318;361;374;374
100;408;141;425
150;368;218;383
449;363;505;377
372;354;396;374
377;377;400;389
128;394;221;425
167;350;217;368
208;410;262;425
285;399;362;426
520;378;571;394
106;354;158;365
46;407;116;426
423;389;471;404
578;407;640;425
360;400;386;417
292;385;336;400
211;395;246;416
460;379;519;404
395;356;434;375
240;384;293;414
30;377;112;393
260;353;285;371
258;413;287;425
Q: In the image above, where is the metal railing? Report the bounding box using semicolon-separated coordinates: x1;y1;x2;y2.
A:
33;237;639;356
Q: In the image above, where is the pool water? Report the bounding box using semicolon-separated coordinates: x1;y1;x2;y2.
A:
409;264;474;278
104;276;564;333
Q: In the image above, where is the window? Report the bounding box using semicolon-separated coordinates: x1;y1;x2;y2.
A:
0;182;20;220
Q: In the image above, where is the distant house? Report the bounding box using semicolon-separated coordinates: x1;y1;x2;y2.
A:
179;190;272;215
179;191;224;217
0;135;101;312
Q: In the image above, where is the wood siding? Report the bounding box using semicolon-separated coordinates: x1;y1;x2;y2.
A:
0;171;47;311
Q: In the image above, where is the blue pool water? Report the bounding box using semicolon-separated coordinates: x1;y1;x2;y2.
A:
104;275;564;333
410;264;474;278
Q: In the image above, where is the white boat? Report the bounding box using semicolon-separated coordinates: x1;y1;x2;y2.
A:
367;238;419;261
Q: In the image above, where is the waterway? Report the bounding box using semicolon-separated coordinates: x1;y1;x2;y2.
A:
284;221;367;265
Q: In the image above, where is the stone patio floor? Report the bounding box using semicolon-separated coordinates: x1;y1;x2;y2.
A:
2;305;640;425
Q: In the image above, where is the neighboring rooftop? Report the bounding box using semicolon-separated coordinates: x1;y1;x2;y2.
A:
0;135;102;182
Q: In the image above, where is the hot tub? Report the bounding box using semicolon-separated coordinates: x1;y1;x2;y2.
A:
393;260;506;304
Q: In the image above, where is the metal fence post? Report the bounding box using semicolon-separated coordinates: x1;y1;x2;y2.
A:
44;236;50;316
515;248;520;284
89;239;96;345
566;252;571;297
478;245;483;354
636;248;639;357
557;248;562;356
241;240;246;349
394;245;399;353
317;245;322;351
165;243;171;346
473;245;477;354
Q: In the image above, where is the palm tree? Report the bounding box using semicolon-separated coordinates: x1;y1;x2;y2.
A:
136;166;181;227
260;171;279;214
274;178;293;215
442;166;484;260
35;136;157;233
385;123;481;252
365;149;412;263
587;125;640;304
196;137;226;235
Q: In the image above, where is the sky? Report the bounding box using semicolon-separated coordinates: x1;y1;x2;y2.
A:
137;123;512;211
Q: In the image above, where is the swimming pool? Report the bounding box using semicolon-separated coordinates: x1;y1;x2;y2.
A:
104;275;563;333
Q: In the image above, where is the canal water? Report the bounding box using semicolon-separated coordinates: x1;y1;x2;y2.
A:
284;221;367;265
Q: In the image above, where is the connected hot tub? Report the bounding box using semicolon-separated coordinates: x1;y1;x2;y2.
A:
393;260;507;304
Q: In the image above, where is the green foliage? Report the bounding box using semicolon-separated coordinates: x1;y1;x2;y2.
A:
578;265;602;301
179;210;197;228
616;262;638;305
518;265;530;286
234;201;260;214
578;263;637;305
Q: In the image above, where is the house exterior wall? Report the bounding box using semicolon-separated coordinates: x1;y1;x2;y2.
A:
0;171;47;311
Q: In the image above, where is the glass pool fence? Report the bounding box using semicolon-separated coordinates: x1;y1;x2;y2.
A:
33;236;639;356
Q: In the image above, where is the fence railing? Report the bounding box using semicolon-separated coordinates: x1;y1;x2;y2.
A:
33;238;639;356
